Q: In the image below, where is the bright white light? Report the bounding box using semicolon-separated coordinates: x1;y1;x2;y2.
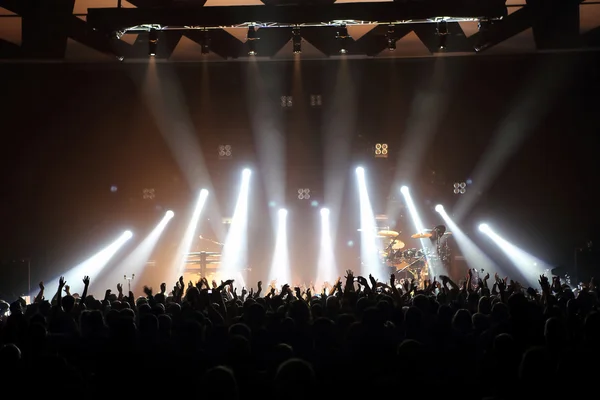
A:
356;167;380;277
109;211;175;286
437;208;497;276
400;186;437;275
269;208;290;285
220;169;251;287
317;206;336;286
355;166;364;175
175;189;209;275
435;204;444;213
479;224;550;286
40;230;133;296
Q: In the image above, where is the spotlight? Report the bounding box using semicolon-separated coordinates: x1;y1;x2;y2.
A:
297;188;311;200
278;208;288;217
436;20;448;50
242;168;252;177
247;25;258;56
386;25;396;51
124;230;133;239
374;143;388;158
320;208;330;216
435;204;444;212
292;28;302;54
166;210;175;218
355;166;364;175
336;24;350;54
200;189;209;196
201;30;210;54
218;144;232;159
148;28;158;56
453;182;467;194
479;223;489;232
400;186;409;194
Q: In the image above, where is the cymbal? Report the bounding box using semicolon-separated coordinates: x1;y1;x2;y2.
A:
377;230;400;238
391;240;405;249
411;232;432;239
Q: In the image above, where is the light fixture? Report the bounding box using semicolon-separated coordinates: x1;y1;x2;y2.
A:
436;21;448;50
281;96;293;108
310;94;322;107
474;20;493;52
201;30;210;54
292;28;302;54
148;28;158;56
247;25;258;56
386;25;396;51
143;188;156;200
298;188;311;200
336;24;350;54
218;145;232;159
374;143;388;158
453;182;467;194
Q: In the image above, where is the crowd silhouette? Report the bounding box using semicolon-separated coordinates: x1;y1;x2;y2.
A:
1;268;598;399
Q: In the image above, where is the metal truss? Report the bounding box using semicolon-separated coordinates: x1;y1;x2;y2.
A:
0;0;598;61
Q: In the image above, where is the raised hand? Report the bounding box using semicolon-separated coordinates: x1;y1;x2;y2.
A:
257;281;263;290
143;286;152;297
356;276;369;286
117;283;123;293
39;281;44;290
59;276;66;288
390;274;396;287
64;285;70;293
212;280;217;289
241;287;247;296
484;273;490;281
83;276;90;286
160;282;167;293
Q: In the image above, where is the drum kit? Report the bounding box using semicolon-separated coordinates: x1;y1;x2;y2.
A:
377;225;452;285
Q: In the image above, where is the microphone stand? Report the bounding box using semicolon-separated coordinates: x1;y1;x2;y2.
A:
124;274;135;292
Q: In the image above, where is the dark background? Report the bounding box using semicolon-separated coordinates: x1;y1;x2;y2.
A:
1;51;599;295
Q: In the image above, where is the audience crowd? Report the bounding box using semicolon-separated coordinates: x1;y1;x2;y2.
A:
1;268;598;399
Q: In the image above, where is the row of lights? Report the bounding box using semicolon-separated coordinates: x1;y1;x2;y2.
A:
145;19;488;57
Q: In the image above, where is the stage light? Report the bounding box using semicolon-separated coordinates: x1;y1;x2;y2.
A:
38;229;134;296
292;28;302;54
453;182;467;194
201;30;210;54
436;21;448;50
281;96;293;108
247;26;258;56
143;188;156;200
317;205;335;286
336;24;350;54
218;144;232;159
435;204;444;212
310;94;322;107
298;188;310;200
166;210;174;218
269;207;290;285
479;223;550;287
400;185;409;194
221;169;252;288
356;166;379;276
386;26;396;51
374;143;388;158
279;208;288;217
148;28;158;56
